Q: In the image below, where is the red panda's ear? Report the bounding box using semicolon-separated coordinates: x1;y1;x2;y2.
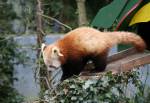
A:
52;47;63;57
41;43;47;52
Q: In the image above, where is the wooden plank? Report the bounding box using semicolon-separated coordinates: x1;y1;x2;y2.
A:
120;53;150;71
80;49;150;79
106;53;150;73
107;48;138;63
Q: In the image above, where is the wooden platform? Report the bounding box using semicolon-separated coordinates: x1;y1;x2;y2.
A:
80;48;150;79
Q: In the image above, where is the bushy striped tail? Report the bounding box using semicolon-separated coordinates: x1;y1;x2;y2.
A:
109;31;146;52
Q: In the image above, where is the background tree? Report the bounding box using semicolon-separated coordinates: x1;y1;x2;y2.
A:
76;0;88;26
36;0;44;47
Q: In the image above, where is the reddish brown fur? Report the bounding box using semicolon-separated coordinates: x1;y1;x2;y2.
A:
53;27;146;62
42;27;146;80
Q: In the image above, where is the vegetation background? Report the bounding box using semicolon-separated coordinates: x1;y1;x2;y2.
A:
0;0;150;103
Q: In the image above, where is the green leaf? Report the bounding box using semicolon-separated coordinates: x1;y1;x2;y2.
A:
91;0;128;28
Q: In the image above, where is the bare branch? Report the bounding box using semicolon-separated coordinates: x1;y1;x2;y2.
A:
37;13;72;31
38;77;51;89
0;35;15;42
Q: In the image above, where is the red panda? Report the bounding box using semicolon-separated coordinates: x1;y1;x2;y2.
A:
41;27;146;80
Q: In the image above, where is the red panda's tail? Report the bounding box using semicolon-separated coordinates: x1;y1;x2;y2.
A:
108;31;146;52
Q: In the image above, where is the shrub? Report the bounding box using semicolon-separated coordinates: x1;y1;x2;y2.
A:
40;70;150;103
0;38;24;103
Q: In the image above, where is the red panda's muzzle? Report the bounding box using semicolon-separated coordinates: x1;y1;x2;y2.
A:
48;65;60;71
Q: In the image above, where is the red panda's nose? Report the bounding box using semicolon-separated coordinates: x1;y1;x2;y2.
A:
49;65;57;68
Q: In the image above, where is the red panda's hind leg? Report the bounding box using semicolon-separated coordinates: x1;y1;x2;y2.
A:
92;52;108;72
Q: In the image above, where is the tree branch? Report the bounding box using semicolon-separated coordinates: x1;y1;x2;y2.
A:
37;13;72;31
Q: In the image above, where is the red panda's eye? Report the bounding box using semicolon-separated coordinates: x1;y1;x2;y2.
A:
53;49;57;53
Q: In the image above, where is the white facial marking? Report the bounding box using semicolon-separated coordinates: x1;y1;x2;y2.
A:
47;59;61;72
52;46;64;57
47;67;56;72
42;46;63;72
41;43;46;52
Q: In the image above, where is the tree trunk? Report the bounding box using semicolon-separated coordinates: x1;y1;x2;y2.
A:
36;0;48;90
36;0;44;48
76;0;88;26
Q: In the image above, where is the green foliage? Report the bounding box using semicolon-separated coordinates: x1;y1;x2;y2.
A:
42;0;78;33
41;70;150;103
0;84;23;103
0;1;24;102
19;0;36;34
0;38;24;103
0;0;16;34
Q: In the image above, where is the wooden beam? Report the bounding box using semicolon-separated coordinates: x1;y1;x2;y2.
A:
80;48;150;79
106;53;150;73
107;48;138;63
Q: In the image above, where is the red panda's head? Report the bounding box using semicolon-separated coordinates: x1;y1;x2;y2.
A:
41;43;64;72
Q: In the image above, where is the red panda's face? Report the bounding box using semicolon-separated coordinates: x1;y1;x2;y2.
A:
41;43;63;72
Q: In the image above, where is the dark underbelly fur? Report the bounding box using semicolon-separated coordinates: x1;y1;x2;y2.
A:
61;55;107;80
